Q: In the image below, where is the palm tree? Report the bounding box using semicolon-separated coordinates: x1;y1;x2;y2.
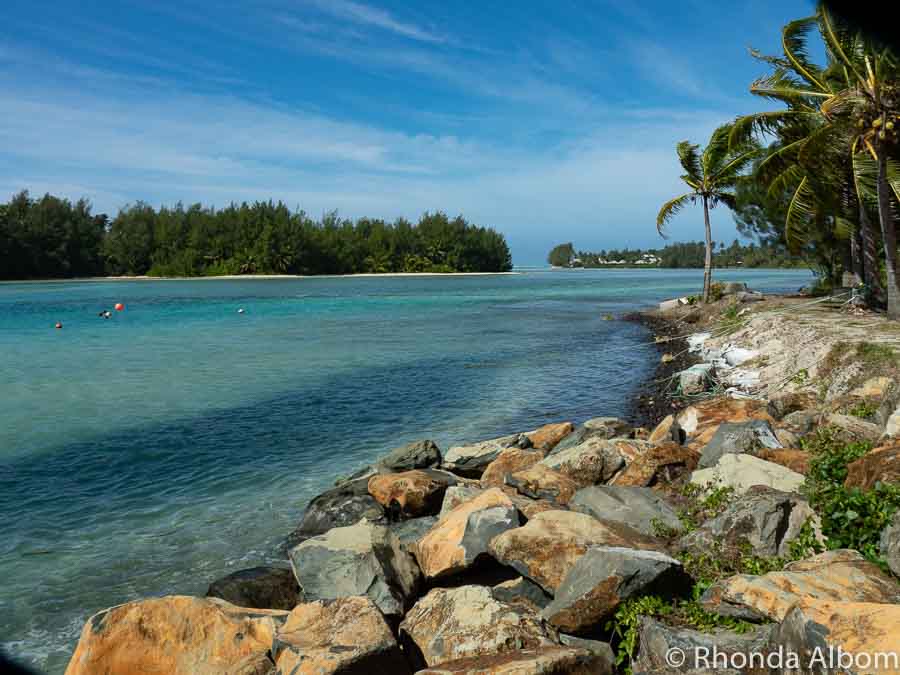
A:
657;124;758;302
730;6;900;314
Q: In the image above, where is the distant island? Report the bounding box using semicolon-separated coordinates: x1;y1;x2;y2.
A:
547;241;804;270
0;191;512;280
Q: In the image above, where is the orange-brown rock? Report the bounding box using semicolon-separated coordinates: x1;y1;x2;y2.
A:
701;549;900;622
648;414;678;445
527;422;575;452
845;442;900;489
487;510;665;594
676;397;773;447
539;438;648;487
416;646;613;675
505;464;578;506
65;595;287;675
414;488;519;579
480;448;544;488
609;442;699;487
398;585;558;668
776;599;900;673
752;448;811;475
273;596;409;674
367;470;451;518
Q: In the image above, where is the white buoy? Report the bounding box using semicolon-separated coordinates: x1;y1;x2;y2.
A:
238;308;245;314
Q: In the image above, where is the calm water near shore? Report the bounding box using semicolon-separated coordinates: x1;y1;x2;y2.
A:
0;268;812;673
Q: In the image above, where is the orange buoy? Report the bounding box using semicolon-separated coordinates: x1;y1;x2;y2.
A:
114;303;125;311
55;322;62;329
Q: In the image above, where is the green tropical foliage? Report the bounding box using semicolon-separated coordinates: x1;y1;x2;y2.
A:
0;192;513;279
656;125;759;302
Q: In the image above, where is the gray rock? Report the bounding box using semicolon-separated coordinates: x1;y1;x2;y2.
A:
679;364;715;396
542;546;690;634
491;576;552;610
205;566;302;610
284;477;385;549
767;392;819;421
824;413;883;444
558;634;616;668
735;290;764;303
378;439;442;472
443;433;532;477
880;510;900;577
690;454;805;494
288;519;420;620
722;282;748;294
540;437;628;486
391;515;438;550
698;420;781;470
780;410;819;434
569;485;682;536
677;486;821;558
438;485;486;518
876;380;900;429
550;418;632;456
632;617;774;674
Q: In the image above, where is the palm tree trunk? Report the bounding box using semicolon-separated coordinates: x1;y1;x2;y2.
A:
860;199;884;304
877;151;900;318
702;195;713;303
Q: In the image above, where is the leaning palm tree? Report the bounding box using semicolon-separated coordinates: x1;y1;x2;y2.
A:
730;6;900;314
657;124;758;302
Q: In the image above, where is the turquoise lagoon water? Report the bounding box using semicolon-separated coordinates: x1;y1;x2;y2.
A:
0;268;812;672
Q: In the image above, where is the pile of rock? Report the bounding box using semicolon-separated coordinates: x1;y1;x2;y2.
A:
64;378;900;674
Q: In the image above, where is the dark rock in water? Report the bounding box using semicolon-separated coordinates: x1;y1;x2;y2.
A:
542;546;690;634
881;510;900;577
367;469;455;520
283;477;385;550
206;565;302;610
378;439;442;472
288;519;421;620
676;486;820;558
698;420;781;469
569;486;682;536
491;576;553;610
632;617;774;675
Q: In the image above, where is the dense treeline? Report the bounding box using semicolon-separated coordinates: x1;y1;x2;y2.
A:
547;240;801;269
0;191;512;279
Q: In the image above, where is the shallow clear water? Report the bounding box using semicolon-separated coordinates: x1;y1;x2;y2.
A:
0;268;811;672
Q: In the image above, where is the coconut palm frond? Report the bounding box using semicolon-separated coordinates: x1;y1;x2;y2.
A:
784;176;818;251
676;142;703;184
656;193;693;237
782;15;829;91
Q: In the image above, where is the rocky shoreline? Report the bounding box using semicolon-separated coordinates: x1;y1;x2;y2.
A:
61;289;900;675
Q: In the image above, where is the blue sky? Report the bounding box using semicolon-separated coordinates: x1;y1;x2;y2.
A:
0;0;815;265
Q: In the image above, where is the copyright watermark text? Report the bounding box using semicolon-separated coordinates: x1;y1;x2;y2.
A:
664;645;900;671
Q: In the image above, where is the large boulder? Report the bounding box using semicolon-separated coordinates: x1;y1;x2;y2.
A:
480;448;544;488
377;439;442;472
527;422;575;452
677;486;821;558
488;510;665;594
414;488;520;579
491;576;552;610
273;596;409;674
444;433;532;477
65;596;287;675
610;443;699;487
367;469;454;519
549;418;631;457
773;600;900;675
697;420;781;469
569;486;682;536
676;398;774;447
845;442;900;489
391;515;439;552
398;585;559;669
632;617;774;675
542;546;690;634
690;454;804;494
284;477;385;548
505;465;578;506
825;412;883;444
539;437;628;487
701;549;900;622
206;566;302;611
416;646;613;675
287;519;420;620
881;510;900;577
440;485;486;517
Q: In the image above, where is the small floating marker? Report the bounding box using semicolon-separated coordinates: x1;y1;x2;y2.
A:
55;322;62;329
114;303;125;311
237;308;245;314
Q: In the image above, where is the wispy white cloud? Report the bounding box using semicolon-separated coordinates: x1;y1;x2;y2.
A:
304;0;447;44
